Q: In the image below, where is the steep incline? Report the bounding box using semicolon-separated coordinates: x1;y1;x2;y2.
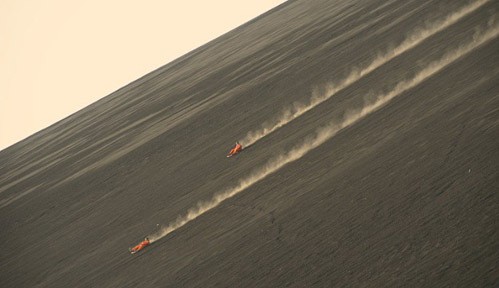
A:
1;0;497;287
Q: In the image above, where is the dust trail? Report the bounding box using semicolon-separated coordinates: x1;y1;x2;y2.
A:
148;24;498;243
240;0;489;148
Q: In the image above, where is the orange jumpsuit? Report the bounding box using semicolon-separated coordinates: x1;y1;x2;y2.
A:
131;239;150;253
229;143;242;155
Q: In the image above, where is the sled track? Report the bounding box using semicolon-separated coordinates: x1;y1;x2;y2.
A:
240;0;490;148
149;23;499;242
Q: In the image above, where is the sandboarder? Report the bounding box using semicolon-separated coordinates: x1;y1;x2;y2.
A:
129;237;150;254
227;141;243;157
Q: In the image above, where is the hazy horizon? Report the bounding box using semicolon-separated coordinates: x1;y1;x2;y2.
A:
0;0;286;151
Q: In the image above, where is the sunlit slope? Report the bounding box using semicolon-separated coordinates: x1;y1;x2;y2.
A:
0;0;497;287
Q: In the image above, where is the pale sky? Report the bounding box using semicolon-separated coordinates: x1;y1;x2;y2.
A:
0;0;286;151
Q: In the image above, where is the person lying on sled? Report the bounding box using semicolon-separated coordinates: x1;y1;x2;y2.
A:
130;237;150;254
227;141;243;157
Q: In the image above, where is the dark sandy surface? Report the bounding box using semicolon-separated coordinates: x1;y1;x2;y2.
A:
1;0;498;287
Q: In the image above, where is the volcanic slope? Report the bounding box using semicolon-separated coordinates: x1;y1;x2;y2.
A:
1;0;498;287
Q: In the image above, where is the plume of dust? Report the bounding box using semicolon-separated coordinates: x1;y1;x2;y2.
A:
239;0;490;148
148;25;498;243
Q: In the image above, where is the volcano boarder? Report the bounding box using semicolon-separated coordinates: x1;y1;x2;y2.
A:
227;141;243;157
129;237;150;254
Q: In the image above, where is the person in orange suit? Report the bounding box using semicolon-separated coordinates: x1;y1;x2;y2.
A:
227;141;243;157
129;237;150;254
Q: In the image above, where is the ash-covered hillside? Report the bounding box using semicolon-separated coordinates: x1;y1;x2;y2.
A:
1;0;498;287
